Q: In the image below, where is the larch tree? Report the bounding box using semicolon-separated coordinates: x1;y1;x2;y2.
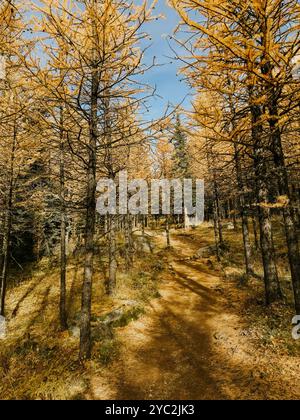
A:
171;0;300;310
0;0;40;315
31;0;159;358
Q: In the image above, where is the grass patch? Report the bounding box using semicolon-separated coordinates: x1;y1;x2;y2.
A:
112;307;145;328
94;338;120;366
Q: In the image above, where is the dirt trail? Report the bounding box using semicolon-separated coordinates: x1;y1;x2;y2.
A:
3;231;299;400
89;232;300;400
89;236;219;399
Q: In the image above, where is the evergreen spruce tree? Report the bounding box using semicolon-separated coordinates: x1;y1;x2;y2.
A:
170;115;191;227
171;115;190;179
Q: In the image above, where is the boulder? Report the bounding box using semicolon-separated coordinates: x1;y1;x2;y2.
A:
195;245;216;259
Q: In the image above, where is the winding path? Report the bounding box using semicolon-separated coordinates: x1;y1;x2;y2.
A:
88;233;284;400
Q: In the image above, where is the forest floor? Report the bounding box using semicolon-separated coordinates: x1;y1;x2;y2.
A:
87;228;300;400
0;224;300;400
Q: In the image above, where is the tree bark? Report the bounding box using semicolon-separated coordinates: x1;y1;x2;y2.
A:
252;214;259;250
124;215;133;270
269;100;300;313
213;173;224;249
59;106;68;330
231;199;238;231
234;143;254;278
213;199;221;262
108;215;117;295
251;102;282;304
165;216;171;248
0;121;16;316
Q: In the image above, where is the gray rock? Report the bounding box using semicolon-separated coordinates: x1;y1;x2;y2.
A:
69;326;80;338
195;246;216;259
135;237;154;254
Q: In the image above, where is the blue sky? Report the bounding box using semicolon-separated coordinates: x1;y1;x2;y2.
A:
28;0;191;121
142;0;192;120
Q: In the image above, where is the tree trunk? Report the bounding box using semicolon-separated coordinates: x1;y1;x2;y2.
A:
0;122;16;316
252;214;259;250
108;215;117;295
251;102;282;305
232;199;238;231
165;217;171;248
213;199;221;262
124;215;133;270
59;106;68;330
213;174;224;248
141;215;145;237
80;37;99;359
269;100;300;313
234;143;254;278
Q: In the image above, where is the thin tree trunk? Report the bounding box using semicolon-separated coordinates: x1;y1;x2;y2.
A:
165;216;171;248
59;106;68;330
234;144;254;278
232;199;238;230
108;215;117;295
124;215;133;270
141;215;145;237
104;215;109;235
213;174;224;248
252;214;259;250
213;199;221;262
